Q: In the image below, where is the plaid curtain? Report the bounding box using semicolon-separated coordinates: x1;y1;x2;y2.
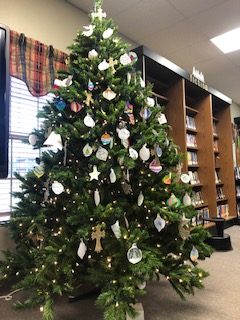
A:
10;30;68;97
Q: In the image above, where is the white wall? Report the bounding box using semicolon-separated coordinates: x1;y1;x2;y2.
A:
0;0;89;52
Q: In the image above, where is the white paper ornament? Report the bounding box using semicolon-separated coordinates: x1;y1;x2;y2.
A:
62;75;73;87
88;49;98;60
82;24;95;37
89;165;100;181
139;144;150;162
98;59;109;71
28;134;38;146
158;113;167;125
154;214;166;232
120;53;131;65
43;132;63;150
155;145;163;157
127;243;142;264
77;239;87;259
190;246;199;262
137;281;146;290
110;168;117;183
180;174;190;184
137;191;144;206
84;113;95;128
147;97;155;107
96;147;108;161
103;27;113;39
94;189;100;206
129;147;138;160
121;139;129;149
52;181;64;195
111;220;121;239
178;214;190;240
103;87;116;101
183;192;192;206
140;77;145;88
83;143;93;157
118;128;130;140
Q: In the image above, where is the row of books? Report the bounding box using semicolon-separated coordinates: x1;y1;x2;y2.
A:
216;186;225;200
213;139;219;152
237;203;240;217
188;170;200;185
192;191;204;206
186;133;197;147
213;121;218;135
186;115;196;130
234;167;240;180
191;207;210;226
236;185;240;197
215;170;221;184
217;204;229;218
187;151;198;165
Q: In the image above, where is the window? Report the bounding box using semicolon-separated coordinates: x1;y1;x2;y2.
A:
0;77;52;221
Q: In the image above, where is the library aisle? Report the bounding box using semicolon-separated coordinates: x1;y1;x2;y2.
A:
1;226;240;320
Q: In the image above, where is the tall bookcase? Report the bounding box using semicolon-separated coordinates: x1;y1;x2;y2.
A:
135;46;237;226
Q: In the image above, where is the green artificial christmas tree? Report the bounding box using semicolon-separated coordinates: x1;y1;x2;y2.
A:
0;1;212;319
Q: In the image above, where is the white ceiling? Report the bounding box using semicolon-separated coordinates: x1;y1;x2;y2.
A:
67;0;240;104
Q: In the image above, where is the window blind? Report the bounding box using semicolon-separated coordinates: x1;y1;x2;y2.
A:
0;77;52;221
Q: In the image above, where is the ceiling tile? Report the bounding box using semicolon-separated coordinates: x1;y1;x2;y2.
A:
189;0;240;38
114;0;184;41
168;0;227;18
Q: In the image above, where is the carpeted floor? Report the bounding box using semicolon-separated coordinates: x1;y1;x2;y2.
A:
1;226;240;320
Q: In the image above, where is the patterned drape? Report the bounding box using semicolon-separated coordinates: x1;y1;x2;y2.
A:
10;30;68;97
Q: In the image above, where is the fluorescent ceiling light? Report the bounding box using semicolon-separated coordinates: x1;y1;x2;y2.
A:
210;27;240;53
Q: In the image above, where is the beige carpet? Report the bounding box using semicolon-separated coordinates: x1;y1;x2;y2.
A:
0;226;240;320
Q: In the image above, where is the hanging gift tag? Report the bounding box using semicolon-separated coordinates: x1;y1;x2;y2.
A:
157;113;167;124
147;97;155;107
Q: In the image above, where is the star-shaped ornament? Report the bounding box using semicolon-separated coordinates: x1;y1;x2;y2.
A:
108;57;118;74
89;165;100;181
84;91;94;106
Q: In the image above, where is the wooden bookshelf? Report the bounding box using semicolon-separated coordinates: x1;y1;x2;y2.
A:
135;45;237;223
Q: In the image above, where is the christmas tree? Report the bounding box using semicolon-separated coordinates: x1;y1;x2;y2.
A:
0;1;212;319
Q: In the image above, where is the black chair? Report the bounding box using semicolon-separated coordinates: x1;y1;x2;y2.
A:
203;217;232;251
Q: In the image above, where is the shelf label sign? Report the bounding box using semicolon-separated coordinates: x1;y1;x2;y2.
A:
190;66;208;90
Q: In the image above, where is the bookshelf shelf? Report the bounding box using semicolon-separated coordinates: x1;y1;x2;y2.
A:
186;128;198;134
135;45;236;223
152;92;169;104
186;106;199;115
